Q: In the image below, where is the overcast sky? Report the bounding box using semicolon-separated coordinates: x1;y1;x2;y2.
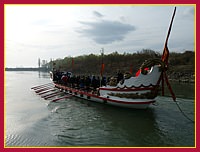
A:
5;5;195;68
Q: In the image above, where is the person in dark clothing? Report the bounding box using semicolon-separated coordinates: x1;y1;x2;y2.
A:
96;76;100;88
85;76;91;91
117;70;124;83
91;76;98;90
75;76;80;89
79;76;85;89
101;76;107;86
61;74;68;85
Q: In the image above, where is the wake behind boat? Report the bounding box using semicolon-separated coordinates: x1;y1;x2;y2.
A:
32;7;177;109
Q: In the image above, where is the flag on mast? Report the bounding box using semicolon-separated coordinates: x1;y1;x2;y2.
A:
162;44;169;65
100;63;105;76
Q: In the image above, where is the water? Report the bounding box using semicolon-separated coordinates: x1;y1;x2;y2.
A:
5;71;195;147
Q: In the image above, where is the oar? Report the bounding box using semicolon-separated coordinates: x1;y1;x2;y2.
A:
37;88;56;95
44;92;64;100
32;84;54;91
42;91;61;98
51;95;74;102
32;85;53;92
35;87;52;93
31;83;52;90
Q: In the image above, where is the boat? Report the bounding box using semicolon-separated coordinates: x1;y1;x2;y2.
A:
50;58;167;109
33;7;177;109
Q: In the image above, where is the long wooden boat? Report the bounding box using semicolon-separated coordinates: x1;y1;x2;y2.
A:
50;59;166;109
40;7;177;109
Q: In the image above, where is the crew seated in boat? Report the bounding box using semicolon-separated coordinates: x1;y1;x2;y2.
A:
108;71;133;86
91;76;99;91
117;70;124;83
85;76;92;91
54;71;64;83
61;73;68;85
124;71;132;79
107;70;125;86
108;77;118;86
57;72;108;94
101;76;107;86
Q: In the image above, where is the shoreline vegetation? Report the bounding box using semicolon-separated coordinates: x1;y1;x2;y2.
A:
5;67;47;71
5;50;195;83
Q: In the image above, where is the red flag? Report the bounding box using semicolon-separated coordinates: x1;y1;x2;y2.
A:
135;69;141;77
100;63;105;76
162;45;169;65
71;58;74;68
135;68;149;77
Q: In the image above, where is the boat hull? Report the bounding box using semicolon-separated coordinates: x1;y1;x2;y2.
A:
54;83;155;109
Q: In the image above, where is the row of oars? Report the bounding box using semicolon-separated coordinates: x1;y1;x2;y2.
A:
31;83;73;102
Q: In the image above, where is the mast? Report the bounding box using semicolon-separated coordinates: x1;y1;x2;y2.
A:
161;7;176;65
161;7;177;102
100;48;104;87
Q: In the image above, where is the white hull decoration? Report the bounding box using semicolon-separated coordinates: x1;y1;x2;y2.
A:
32;7;177;109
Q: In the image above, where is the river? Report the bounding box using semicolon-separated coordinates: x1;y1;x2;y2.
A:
5;71;195;147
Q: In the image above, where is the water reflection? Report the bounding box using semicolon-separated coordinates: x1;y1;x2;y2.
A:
47;98;170;146
38;71;50;79
164;81;195;99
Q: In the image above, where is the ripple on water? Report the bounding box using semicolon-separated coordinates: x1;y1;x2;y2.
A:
5;133;49;146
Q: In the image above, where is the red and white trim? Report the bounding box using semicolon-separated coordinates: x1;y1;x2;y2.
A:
54;83;156;109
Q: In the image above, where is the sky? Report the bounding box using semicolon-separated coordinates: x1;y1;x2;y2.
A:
5;5;195;68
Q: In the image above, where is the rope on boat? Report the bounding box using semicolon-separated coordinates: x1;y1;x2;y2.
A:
140;58;166;75
174;99;195;123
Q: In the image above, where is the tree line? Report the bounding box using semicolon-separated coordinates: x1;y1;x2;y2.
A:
47;49;195;80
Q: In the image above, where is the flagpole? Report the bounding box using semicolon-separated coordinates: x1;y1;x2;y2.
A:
100;48;104;87
71;57;74;73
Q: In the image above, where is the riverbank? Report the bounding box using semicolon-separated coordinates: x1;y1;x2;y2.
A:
170;78;195;83
5;67;50;72
168;72;195;83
